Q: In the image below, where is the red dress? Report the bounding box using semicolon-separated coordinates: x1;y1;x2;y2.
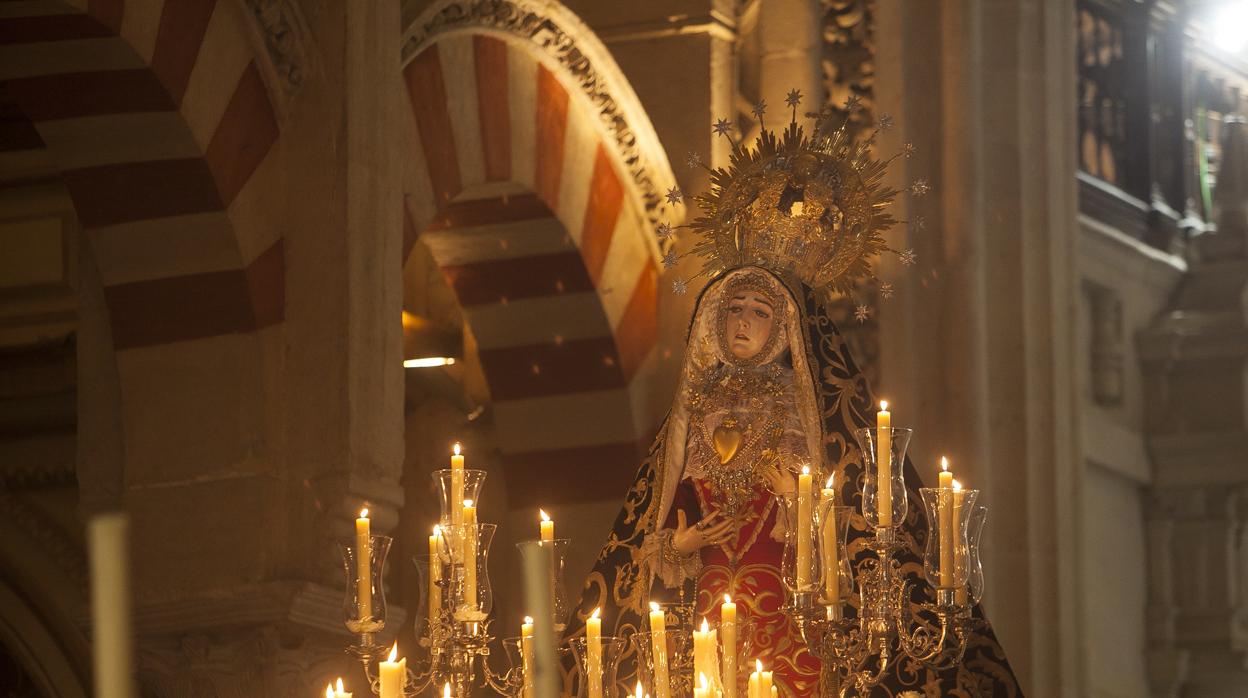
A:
663;476;821;695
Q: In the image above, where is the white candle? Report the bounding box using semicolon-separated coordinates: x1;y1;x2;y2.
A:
953;480;967;604
693;617;720;691
821;476;840;603
379;643;406;698
694;673;710;698
796;465;813;589
649;602;670;698
442;682;451;698
88;513;133;698
539;508;554;543
451;443;464;527
521;616;535;698
748;660;761;698
586;607;604;698
939;457;954;588
355;509;373;622
721;595;737;698
877;401;892;527
429;525;443;621
462;499;478;609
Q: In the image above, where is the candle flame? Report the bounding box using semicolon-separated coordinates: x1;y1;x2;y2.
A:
724;594;732;604
453;442;461;456
701;617;709;632
336;678;345;692
941;456;949;472
880;399;888;411
699;673;709;690
388;642;398;662
801;464;810;475
649;601;660;613
539;508;550;522
443;682;451;698
432;524;441;537
636;681;643;698
326;684;335;698
463;499;474;508
826;474;835;489
591;607;601;620
756;659;763;672
953;479;963;492
524;615;533;624
359;508;368;519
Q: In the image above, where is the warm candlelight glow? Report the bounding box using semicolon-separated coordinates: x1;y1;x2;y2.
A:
756;659;762;672
699;673;709;690
636;681;643;698
337;678;345;692
725;593;732;603
388;643;398;662
463;498;473;507
453;442;461;456
941;456;949;472
880;399;888;411
592;607;601;619
953;479;963;492
433;524;441;536
826;474;834;488
443;682;451;698
359;508;368;518
801;464;810;475
326;684;334;698
539;508;550;522
650;601;660;613
525;615;533;624
701;617;709;632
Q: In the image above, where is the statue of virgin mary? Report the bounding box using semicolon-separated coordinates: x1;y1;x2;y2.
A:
563;104;1022;696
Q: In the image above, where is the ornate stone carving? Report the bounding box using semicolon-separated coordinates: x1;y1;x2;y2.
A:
239;0;313;109
820;0;875;139
401;0;683;230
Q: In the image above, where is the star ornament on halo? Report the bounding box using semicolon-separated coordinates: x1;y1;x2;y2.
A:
661;250;678;270
656;221;674;241
785;89;803;109
854;304;871;323
752;100;767;119
899;248;918;267
712;118;734;138
672;278;689;296
686;151;703;169
844;94;863;112
879;282;895;299
909;178;930;197
877;113;894;131
665;186;684;205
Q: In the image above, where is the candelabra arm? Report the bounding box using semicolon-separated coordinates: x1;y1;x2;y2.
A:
898;610;948;665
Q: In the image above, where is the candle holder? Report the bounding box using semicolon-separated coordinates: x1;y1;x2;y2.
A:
918;487;979;604
852;427;913;533
630;629;694;698
340;534;393;640
568;635;627;698
439;523;497;622
706;617;756;696
433;469;487;527
517;538;573;631
482;637;531;697
964;501;988;606
816;503;854;608
779;493;822;602
411;554;439;647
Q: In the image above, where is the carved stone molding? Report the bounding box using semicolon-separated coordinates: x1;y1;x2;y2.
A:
401;0;683;233
236;0;315;118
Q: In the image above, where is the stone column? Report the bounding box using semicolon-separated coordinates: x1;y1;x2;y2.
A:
874;1;1079;694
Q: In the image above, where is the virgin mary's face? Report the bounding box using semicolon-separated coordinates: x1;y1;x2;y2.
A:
724;290;776;360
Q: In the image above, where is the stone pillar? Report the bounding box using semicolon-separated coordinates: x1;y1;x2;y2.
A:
874;1;1079;694
757;0;822;116
1139;117;1248;697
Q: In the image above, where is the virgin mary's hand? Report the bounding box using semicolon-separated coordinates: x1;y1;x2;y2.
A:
672;510;734;554
762;464;796;495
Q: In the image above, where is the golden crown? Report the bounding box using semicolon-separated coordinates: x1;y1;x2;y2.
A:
665;91;924;309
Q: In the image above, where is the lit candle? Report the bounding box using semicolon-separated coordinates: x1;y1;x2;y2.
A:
694;673;710;698
748;660;761;698
761;664;773;698
692;617;720;691
939;457;954;588
539;508;554;543
325;684;334;698
451;443;465;527
877;401;892;527
721;595;737;698
462;499;478;609
429;525;443;621
521;616;535;698
649;602;670;698
586;607;604;698
88;513;132;698
336;678;352;698
379;643;406;698
355;509;373;623
443;682;451;698
634;681;644;698
953;480;967;604
821;475;840;603
796;465;813;589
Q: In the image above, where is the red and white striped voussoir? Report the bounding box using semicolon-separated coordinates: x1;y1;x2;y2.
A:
1;0;282;351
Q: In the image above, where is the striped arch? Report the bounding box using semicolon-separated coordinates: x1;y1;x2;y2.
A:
1;0;283;350
400;5;681;502
0;1;285;493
